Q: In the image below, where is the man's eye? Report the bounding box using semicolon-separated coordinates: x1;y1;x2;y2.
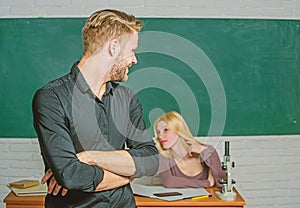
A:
163;128;168;132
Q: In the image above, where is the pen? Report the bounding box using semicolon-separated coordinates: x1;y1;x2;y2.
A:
191;194;211;200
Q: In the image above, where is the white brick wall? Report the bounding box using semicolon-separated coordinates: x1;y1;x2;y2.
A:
1;1;300;208
1;136;300;208
0;0;299;18
0;139;44;208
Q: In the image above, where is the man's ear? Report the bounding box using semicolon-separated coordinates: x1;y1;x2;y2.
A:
109;39;121;57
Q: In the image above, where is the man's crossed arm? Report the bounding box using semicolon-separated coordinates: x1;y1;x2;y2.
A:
43;150;136;196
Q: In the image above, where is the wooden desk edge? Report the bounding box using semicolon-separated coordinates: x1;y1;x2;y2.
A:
4;187;246;207
3;192;45;206
135;187;246;207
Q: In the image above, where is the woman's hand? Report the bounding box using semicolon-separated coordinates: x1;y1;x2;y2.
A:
207;169;215;187
186;141;207;157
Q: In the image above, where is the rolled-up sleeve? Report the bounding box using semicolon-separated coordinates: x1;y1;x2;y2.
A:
125;95;159;178
32;88;103;191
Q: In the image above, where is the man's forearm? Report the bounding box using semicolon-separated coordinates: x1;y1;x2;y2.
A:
95;169;133;191
42;168;133;195
77;150;136;176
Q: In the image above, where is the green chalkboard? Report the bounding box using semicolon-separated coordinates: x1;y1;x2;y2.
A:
0;18;299;137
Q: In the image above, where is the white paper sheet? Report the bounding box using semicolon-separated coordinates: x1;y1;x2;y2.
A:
131;183;211;201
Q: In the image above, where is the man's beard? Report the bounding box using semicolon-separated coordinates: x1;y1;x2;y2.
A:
109;59;129;82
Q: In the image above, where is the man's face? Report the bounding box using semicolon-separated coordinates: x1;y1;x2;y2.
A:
109;32;138;82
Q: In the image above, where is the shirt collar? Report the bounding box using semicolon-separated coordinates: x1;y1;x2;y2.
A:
104;82;114;96
71;62;115;96
71;62;89;93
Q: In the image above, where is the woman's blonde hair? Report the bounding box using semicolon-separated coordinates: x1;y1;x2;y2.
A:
82;9;143;56
154;111;203;158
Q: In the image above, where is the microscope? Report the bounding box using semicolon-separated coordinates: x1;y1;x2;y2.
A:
215;141;237;201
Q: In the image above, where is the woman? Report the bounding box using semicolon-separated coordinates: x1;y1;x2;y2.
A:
154;111;225;188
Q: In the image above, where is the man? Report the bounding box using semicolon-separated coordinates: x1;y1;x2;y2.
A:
32;9;159;207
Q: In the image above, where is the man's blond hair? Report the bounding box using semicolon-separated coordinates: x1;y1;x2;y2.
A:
82;9;143;56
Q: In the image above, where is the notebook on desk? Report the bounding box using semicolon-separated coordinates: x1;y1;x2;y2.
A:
8;183;47;196
131;183;210;201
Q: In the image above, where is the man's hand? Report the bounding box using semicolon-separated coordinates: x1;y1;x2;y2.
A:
41;169;68;196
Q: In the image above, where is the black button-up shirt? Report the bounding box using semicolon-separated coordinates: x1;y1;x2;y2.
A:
32;62;159;207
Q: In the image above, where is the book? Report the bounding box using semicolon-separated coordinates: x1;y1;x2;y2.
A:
9;179;40;189
8;183;47;196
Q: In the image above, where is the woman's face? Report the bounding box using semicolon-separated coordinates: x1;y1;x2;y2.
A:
156;120;179;149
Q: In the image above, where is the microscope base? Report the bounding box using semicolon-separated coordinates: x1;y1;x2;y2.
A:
215;190;237;201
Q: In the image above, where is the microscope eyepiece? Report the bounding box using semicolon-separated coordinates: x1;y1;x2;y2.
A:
225;141;230;156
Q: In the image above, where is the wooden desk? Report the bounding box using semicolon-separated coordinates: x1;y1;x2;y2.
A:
4;192;44;208
4;187;245;208
135;187;245;207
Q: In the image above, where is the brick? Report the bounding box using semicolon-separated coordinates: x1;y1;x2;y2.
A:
0;176;10;185
109;0;144;7
31;138;39;144
211;0;248;8
0;160;10;168
35;0;71;7
0;0;34;6
0;185;10;194
294;8;300;18
0;144;9;152
1;168;37;177
278;196;300;204
0;6;9;16
177;0;212;8
45;6;86;17
10;161;43;169
288;188;300;197
259;8;293;18
190;7;225;17
256;138;289;149
155;7;190;17
9;143;39;152
0;139;30;144
283;0;300;9
247;0;283;8
145;0;176;7
32;153;43;161
0;153;32;160
116;7;156;17
33;170;45;178
71;0;108;7
279;148;300;156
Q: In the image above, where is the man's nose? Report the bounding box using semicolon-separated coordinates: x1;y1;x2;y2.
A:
132;54;137;64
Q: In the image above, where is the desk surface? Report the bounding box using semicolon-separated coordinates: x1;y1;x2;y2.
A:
135;187;246;207
4;187;246;208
